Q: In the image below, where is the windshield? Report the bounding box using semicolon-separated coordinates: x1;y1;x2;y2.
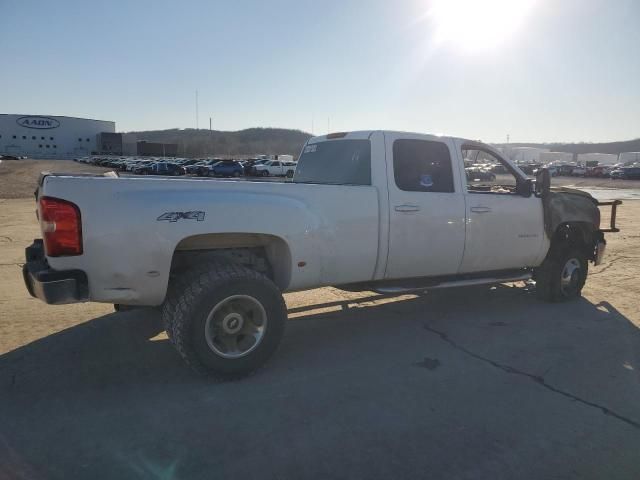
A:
294;139;371;185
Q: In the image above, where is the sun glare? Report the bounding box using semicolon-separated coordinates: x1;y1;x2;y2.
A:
428;0;536;52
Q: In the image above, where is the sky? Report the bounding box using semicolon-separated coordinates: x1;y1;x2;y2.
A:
1;0;638;143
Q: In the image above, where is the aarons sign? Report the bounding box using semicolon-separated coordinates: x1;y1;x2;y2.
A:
16;116;60;130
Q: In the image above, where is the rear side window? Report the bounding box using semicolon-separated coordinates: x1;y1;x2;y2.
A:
295;139;371;185
393;139;454;193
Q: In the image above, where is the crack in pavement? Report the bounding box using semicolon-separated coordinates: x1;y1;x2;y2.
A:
422;323;640;431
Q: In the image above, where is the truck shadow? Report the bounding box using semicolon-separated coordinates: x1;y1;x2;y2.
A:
2;285;640;478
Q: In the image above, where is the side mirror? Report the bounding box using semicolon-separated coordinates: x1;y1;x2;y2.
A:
516;178;533;197
535;168;551;197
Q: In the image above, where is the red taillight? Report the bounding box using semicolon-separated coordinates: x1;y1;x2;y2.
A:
39;196;83;256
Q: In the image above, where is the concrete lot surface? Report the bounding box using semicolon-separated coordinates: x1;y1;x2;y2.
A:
1;160;639;479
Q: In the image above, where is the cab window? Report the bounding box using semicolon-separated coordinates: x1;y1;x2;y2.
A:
295;139;371;185
463;147;520;194
393;139;454;193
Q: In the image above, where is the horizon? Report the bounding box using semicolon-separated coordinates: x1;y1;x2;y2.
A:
123;126;640;146
1;0;638;143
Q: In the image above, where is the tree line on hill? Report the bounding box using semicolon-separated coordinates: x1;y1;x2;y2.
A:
126;127;640;158
125;128;311;158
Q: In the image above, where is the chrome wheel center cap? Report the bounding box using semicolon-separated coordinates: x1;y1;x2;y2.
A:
222;313;244;334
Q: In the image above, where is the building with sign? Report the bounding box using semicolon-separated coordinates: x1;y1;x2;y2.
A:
0;114;115;159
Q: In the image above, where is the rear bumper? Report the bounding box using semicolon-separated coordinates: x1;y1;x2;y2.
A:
22;240;89;305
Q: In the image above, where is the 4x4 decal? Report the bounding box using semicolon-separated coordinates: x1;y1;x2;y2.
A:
157;211;205;222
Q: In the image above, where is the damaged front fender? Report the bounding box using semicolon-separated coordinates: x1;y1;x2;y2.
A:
542;187;600;239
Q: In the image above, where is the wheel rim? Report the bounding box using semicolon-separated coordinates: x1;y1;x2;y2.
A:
560;258;581;296
204;295;267;358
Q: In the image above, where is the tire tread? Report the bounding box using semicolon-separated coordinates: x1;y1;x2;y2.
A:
162;260;286;379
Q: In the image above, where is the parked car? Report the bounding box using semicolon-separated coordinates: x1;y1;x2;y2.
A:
246;159;270;176
610;169;625;179
571;167;587;177
148;162;183;176
242;159;261;176
611;167;640;180
254;160;297;177
132;163;155;175
185;160;221;176
180;159;201;168
183;162;206;175
211;160;244;177
465;167;496;182
23;130;621;379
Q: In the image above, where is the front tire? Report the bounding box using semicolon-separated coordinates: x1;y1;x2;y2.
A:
535;247;588;302
162;262;286;379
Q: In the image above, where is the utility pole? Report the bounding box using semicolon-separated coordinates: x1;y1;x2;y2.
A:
506;134;510;144
327;117;330;133
209;117;212;131
195;89;199;129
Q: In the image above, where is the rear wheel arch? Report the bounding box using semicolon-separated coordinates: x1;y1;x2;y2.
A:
168;233;292;291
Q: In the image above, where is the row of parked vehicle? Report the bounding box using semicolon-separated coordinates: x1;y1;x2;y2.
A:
75;156;298;178
534;163;640;179
462;160;640;181
496;161;640;179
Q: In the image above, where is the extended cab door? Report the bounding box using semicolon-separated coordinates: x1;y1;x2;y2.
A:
384;133;466;279
454;140;546;273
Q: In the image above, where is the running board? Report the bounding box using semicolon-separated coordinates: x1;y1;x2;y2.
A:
373;273;532;294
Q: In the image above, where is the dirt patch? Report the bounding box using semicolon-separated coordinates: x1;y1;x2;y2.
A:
0;159;108;199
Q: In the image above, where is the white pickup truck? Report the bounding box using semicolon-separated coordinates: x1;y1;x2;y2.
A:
253;159;297;177
23;131;620;379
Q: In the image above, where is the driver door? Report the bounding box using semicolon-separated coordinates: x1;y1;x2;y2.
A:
454;140;546;273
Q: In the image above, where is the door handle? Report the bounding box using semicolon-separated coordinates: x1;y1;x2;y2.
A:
395;204;420;213
470;206;492;213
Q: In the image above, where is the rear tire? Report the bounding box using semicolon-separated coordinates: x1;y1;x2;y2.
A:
162;261;286;379
535;247;588;302
261;170;269;177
